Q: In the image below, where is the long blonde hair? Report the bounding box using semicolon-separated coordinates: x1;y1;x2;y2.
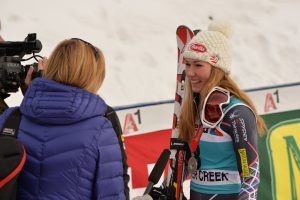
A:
179;67;267;142
43;39;105;94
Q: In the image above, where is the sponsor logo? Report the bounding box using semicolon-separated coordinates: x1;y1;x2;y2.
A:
189;43;207;53
238;148;250;177
267;120;300;200
3;128;16;136
232;120;239;143
229;110;241;119
210;55;220;64
192;170;229;182
232;117;248;142
236;118;248;142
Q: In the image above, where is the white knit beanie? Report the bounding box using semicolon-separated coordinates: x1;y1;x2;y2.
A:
183;20;233;74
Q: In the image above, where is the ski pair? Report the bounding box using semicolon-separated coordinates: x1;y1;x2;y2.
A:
165;25;195;200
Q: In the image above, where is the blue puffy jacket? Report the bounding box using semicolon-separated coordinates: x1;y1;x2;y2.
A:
0;78;125;200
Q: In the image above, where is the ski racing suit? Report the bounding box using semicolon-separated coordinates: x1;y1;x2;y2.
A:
190;96;260;200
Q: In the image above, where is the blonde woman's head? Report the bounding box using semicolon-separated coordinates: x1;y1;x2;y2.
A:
43;38;105;94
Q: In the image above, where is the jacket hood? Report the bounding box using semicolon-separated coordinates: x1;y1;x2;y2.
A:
20;78;107;125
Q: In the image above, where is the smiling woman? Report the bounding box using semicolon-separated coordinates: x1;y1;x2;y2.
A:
178;20;268;200
185;59;212;93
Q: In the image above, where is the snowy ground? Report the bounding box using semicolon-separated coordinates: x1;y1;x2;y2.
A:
1;0;300;107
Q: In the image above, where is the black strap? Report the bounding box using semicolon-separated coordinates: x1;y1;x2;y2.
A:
105;105;130;200
0;108;22;138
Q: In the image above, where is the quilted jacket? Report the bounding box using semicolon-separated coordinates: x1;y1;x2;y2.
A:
0;78;125;200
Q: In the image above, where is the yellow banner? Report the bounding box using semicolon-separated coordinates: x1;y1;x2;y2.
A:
267;119;300;200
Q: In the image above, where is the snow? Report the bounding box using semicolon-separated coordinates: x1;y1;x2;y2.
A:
1;0;300;107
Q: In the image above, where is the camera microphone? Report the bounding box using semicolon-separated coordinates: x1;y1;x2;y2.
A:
0;33;42;57
144;149;171;195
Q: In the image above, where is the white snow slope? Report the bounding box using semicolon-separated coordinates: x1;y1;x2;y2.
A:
1;0;300;107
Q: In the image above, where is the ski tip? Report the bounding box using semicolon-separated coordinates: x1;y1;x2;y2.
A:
176;25;191;31
176;25;194;43
176;25;193;35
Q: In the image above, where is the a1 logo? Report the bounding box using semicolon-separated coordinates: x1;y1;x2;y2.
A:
264;89;280;113
123;109;142;135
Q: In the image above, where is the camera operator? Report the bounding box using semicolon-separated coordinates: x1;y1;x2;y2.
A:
0;19;46;114
0;20;130;199
0;21;9;114
0;38;45;114
22;57;47;89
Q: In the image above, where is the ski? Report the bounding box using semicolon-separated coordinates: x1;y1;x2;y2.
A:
165;25;194;200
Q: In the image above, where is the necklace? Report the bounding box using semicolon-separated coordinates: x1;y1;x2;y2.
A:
188;96;203;174
188;126;203;174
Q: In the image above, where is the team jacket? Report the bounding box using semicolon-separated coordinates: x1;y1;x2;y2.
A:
191;97;260;199
0;78;125;200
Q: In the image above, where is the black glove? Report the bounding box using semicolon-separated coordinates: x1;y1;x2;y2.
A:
149;186;187;200
149;187;168;200
0;92;10;100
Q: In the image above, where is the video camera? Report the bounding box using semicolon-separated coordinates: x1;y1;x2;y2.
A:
0;33;43;94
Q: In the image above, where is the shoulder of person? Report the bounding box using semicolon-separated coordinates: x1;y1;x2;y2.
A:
223;96;256;119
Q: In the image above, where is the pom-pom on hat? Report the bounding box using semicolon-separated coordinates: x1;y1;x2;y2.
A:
183;20;233;74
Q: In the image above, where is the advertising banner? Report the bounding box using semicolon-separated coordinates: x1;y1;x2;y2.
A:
116;83;300;199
